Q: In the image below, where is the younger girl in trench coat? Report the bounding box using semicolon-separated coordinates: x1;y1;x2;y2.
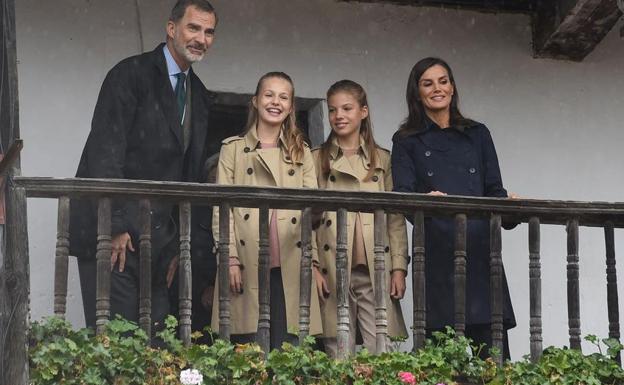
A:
313;80;409;356
212;72;323;349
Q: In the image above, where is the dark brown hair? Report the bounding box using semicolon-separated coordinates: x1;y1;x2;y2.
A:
319;79;379;182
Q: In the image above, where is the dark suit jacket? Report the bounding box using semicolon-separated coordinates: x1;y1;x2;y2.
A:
70;44;216;285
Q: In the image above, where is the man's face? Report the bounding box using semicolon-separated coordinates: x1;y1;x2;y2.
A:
167;5;216;68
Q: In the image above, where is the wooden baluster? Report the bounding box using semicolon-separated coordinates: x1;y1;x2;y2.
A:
528;217;543;362
374;210;388;353
490;214;504;366
298;208;312;343
257;206;270;355
336;208;350;359
218;203;231;341
567;219;581;350
53;197;70;318
454;214;467;337
605;221;620;364
412;211;426;351
95;198;112;335
138;199;152;337
179;201;192;346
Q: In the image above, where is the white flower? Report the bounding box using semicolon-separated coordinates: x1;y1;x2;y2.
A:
180;368;203;385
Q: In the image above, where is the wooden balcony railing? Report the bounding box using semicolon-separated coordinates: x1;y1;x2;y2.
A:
14;176;624;366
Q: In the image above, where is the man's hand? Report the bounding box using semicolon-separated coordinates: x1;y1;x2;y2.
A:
111;232;134;272
390;270;407;300
166;255;180;288
201;285;214;309
313;266;330;303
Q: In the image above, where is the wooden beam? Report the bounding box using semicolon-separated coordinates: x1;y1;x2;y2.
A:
533;0;622;61
340;0;535;13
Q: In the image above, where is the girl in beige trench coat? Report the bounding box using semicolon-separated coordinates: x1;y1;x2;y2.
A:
313;80;409;357
212;72;323;350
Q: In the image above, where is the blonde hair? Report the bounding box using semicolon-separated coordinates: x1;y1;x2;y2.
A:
245;72;306;163
319;79;379;182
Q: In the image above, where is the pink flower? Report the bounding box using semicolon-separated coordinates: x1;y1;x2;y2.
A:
398;371;416;385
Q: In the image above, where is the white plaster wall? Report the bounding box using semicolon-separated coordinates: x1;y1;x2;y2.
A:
16;0;624;359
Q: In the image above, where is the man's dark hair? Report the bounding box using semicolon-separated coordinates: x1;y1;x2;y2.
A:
169;0;217;24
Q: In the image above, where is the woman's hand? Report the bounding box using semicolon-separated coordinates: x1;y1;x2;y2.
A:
427;191;447;196
229;260;243;294
313;266;330;303
508;192;520;199
390;270;407;299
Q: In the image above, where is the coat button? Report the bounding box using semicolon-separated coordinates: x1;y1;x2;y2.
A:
322;268;328;275
326;220;332;227
427;171;434;177
296;241;302;248
288;169;295;176
244;213;250;220
324;244;330;251
329;175;336;182
469;167;476;174
366;163;371;168
240;239;245;246
291;217;297;224
384;246;390;252
285;155;291;161
247;168;253;175
372;175;379;182
425;150;431;157
244;147;250;153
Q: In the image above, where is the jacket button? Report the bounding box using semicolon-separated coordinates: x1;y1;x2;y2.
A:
366;163;371;168
326;220;332;227
427;171;434;177
329;175;336;182
240;239;245;246
296;241;302;248
291;217;297;224
372;175;379;182
384;246;390;253
324;244;330;251
244;213;250;220
469;167;476;174
244;147;250;153
285;155;291;161
247;168;253;175
154;222;162;230
288;169;295;176
322;268;328;275
425;151;431;157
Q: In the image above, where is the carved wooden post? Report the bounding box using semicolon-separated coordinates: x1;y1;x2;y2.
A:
373;209;388;353
490;214;504;366
179;201;192;346
604;222;620;364
412;211;426;351
567;219;581;350
218;203;231;340
138;199;152;338
336;208;350;359
528;217;543;363
454;214;467;337
257;206;271;355
54;197;70;318
298;208;312;343
95;198;112;335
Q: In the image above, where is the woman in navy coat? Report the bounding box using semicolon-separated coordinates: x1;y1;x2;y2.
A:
391;57;516;359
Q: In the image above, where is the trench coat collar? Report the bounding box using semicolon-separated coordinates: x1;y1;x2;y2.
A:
328;135;370;164
243;126;296;164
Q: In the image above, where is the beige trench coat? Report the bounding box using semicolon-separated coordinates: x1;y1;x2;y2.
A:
211;127;323;336
312;138;409;338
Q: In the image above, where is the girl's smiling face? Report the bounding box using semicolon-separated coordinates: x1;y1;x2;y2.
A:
328;91;369;144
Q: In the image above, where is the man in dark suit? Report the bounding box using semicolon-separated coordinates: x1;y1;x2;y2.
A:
70;0;218;330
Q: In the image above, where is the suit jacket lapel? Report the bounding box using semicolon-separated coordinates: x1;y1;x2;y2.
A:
153;44;184;151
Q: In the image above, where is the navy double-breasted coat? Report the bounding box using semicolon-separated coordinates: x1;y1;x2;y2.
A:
391;118;516;329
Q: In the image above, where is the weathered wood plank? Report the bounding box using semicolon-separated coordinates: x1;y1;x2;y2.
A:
138;199;152;338
257;206;270;355
218;203;231;340
528;217;543;363
336;208;350;359
340;0;535;13
179;201;192;346
15;177;624;228
567;219;582;350
490;214;504;366
298;208;312;343
454;213;467;337
604;222;620;364
54;197;70;318
533;0;622;61
95;198;112;335
374;209;388;353
412;211;426;351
